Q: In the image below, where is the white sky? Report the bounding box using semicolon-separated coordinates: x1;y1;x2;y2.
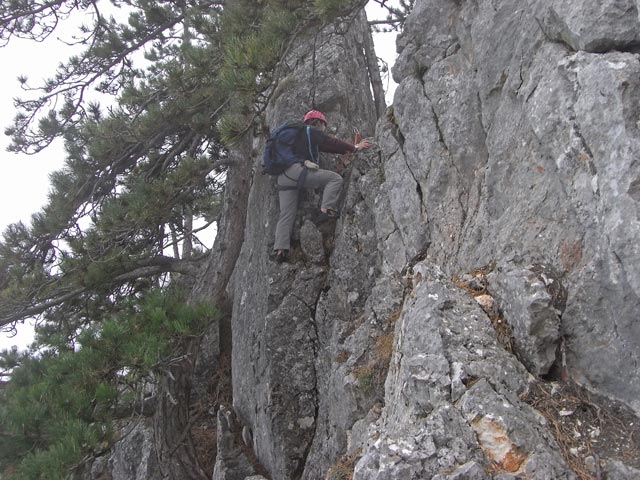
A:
0;40;68;232
0;35;74;352
0;3;399;352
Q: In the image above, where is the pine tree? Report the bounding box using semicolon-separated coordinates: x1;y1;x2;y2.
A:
0;0;413;477
0;289;215;478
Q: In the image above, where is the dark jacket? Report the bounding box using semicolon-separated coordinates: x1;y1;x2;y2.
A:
293;126;356;162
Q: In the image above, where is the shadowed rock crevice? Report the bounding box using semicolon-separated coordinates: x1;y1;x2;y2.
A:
386;113;406;150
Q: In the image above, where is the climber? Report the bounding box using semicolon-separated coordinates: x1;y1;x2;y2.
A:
272;109;373;262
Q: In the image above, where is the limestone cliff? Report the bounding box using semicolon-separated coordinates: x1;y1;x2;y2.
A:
223;1;640;478
90;1;640;479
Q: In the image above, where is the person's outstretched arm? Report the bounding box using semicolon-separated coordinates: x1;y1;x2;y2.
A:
311;129;372;154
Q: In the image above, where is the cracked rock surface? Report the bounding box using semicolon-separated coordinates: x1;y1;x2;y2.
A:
383;0;640;414
79;2;640;479
354;264;572;479
220;1;640;479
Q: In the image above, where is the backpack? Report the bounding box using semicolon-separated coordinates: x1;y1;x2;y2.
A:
262;121;309;175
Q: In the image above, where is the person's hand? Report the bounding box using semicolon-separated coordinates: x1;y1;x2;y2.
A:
355;140;373;151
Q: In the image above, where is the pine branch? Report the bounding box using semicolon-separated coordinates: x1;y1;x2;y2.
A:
368;18;404;26
0;256;204;327
1;286;87;327
11;16;186;153
370;0;401;16
0;0;89;45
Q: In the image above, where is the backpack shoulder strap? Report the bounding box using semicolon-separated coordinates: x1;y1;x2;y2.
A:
305;126;317;162
304;125;323;163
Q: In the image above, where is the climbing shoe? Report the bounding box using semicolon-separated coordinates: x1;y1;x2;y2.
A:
274;249;289;263
317;209;340;224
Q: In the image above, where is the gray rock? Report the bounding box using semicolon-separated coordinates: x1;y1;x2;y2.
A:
488;262;567;375
212;406;256;480
383;0;640;416
299;220;325;265
432;461;489;480
602;459;640;480
211;1;640;479
87;455;110;480
458;379;574;479
91;420;159;480
353;264;573;479
80;2;640;478
229;12;379;479
232;264;323;478
537;0;640;53
300;152;398;480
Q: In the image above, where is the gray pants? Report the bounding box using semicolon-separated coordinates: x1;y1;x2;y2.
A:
273;163;343;251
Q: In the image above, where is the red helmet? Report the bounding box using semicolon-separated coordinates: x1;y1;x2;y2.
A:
303;109;327;125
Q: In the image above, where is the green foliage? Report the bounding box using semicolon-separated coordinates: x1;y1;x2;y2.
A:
217;2;301;104
0;0;371;332
0;288;216;479
1;0;377;347
353;365;375;395
217;113;249;146
0;0;404;477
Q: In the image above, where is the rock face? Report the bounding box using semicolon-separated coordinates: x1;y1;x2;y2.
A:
387;0;640;414
228;10;379;480
353;264;572;480
87;420;160;480
210;1;640;479
212;406;257;480
488;262;567;376
78;2;640;478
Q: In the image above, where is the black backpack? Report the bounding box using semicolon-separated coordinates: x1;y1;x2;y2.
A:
262;121;310;175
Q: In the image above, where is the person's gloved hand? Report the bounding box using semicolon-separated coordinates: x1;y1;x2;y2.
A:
304;160;320;170
354;140;374;151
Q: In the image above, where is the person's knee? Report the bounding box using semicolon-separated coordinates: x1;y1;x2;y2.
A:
331;172;343;187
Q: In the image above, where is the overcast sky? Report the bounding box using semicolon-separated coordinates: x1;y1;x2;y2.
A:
0;3;399;351
0;28;80;351
0;41;68;232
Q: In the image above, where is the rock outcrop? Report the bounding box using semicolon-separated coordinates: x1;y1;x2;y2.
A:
229;10;379;480
89;1;640;478
353;264;572;480
387;0;640;414
220;0;640;478
87;420;160;480
218;0;640;478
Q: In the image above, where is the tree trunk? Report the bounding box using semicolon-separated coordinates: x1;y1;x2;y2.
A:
362;19;387;118
191;137;253;307
153;348;209;480
153;134;253;478
182;206;194;259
